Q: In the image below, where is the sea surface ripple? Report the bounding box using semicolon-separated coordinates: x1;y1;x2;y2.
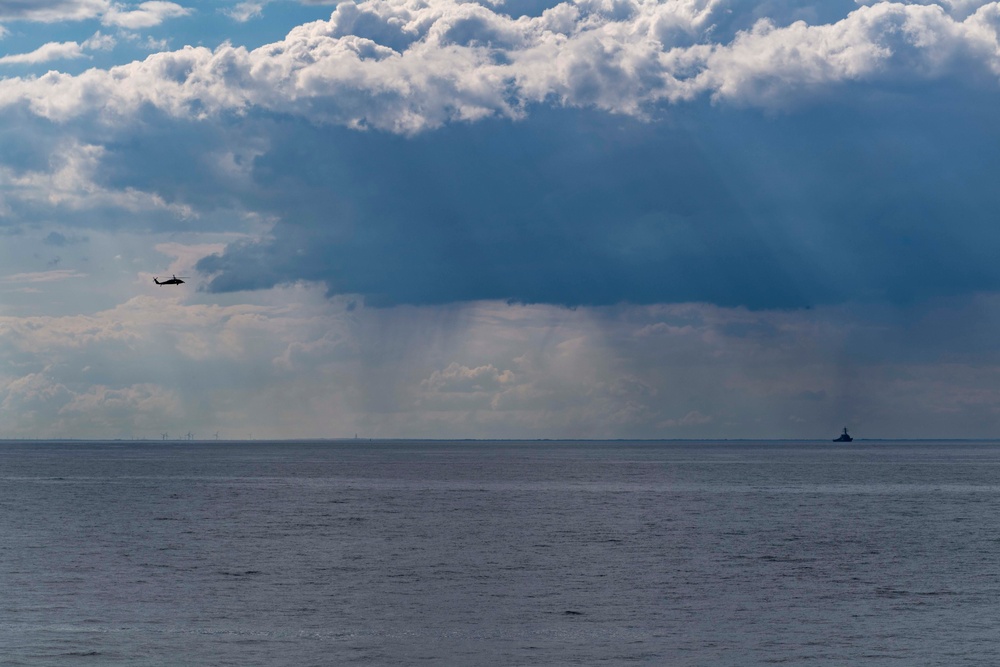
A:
1;439;999;665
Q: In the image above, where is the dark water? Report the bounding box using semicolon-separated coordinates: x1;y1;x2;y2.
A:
1;440;999;665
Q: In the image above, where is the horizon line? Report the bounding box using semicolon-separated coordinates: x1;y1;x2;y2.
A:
0;437;998;443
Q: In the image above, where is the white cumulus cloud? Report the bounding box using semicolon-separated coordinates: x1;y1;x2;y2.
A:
0;0;109;23
102;1;191;28
0;41;88;65
0;0;996;132
0;32;114;67
0;140;196;217
421;361;515;392
225;1;266;22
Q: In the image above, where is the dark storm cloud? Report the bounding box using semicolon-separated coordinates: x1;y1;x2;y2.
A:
197;80;1000;308
197;108;812;307
94;114;256;228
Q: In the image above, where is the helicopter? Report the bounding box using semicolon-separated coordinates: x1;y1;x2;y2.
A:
154;275;187;286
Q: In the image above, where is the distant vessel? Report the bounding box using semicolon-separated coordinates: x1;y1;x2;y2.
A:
833;427;853;442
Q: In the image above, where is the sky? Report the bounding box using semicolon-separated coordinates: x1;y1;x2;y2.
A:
0;0;999;439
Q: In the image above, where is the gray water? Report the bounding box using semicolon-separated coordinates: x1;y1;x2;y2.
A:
1;440;999;665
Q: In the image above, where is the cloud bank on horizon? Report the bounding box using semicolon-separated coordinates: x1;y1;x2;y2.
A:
0;0;999;438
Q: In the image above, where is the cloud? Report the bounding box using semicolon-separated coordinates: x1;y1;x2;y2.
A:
3;1;1000;442
0;32;112;67
188;86;1000;309
0;41;88;65
364;296;1000;438
225;2;266;22
2;269;88;283
421;361;515;392
60;383;182;428
856;0;988;20
0;281;999;438
0;285;355;437
43;230;88;246
1;372;73;423
659;410;712;428
84;31;117;51
1;1;999;313
101;1;191;29
0;0;108;23
0;0;997;131
0;139;196;223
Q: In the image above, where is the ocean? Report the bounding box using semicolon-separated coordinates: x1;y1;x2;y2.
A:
1;439;998;665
